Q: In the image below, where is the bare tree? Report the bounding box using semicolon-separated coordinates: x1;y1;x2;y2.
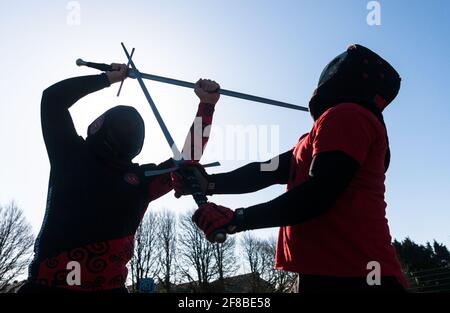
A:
241;233;269;274
213;237;237;282
260;237;297;293
156;210;177;292
241;234;296;292
240;233;271;292
0;201;34;291
130;211;159;292
177;210;217;292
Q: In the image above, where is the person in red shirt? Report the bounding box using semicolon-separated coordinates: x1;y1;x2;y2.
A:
173;44;407;292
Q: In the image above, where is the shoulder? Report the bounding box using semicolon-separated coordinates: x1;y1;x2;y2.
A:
311;103;387;164
319;103;380;126
315;102;384;136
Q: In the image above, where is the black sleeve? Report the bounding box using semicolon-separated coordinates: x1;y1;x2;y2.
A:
237;150;359;230
41;74;111;163
208;150;293;194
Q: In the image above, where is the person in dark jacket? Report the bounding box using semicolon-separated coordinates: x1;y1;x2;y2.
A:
20;64;220;292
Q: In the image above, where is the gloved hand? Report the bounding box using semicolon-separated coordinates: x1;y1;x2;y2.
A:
106;63;129;84
171;161;211;198
192;202;238;242
195;79;220;105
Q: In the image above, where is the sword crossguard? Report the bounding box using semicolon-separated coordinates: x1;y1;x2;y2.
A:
117;47;135;97
120;42;227;244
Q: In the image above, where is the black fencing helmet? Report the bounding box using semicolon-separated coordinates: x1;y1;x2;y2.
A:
309;44;401;172
309;44;401;120
86;106;145;165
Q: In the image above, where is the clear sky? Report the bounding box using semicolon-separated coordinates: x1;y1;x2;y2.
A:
0;0;449;247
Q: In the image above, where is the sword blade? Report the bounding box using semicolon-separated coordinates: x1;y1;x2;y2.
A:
121;43;183;162
122;43;227;243
128;70;308;112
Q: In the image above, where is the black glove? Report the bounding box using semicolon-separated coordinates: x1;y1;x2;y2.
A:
171;161;215;198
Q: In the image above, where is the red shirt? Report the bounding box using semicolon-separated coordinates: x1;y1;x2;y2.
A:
275;103;406;287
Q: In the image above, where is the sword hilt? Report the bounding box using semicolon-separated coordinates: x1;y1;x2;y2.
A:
178;168;227;244
76;58;115;72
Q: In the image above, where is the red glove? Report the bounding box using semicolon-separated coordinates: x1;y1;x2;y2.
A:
192;202;234;241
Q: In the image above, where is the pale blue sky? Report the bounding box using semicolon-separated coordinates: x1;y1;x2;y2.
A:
0;0;449;246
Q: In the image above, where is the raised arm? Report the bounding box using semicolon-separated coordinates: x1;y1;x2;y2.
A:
144;79;220;202
41;64;127;163
181;79;220;161
41;74;110;162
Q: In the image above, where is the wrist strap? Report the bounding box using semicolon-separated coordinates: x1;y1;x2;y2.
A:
206;182;215;195
231;208;246;232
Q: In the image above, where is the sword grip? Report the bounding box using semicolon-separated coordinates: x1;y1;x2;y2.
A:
179;169;227;244
76;59;115;72
179;168;207;205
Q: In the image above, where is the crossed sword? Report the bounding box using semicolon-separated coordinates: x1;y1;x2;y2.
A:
77;43;309;243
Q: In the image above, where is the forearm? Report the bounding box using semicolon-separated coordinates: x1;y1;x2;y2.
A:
181;102;216;161
237;178;336;230
145;159;176;202
42;74;110;110
209;150;292;195
236;151;358;230
41;74;111;157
